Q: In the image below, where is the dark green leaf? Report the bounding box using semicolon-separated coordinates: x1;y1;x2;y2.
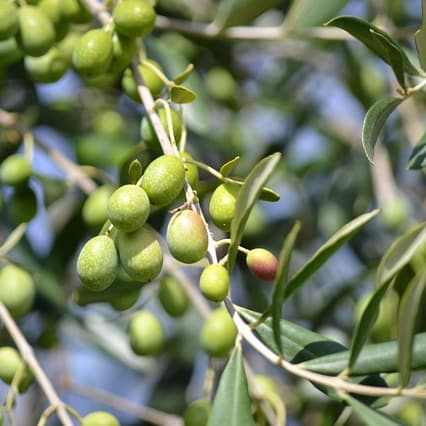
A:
283;0;349;31
228;153;281;272
271;221;301;356
362;97;402;164
346;395;403;426
220;156;240;177
407;132;426;170
301;332;426;376
326;16;420;76
259;186;280;202
172;63;194;85
397;269;426;387
283;210;380;301
415;0;426;70
0;223;27;256
208;345;255;426
128;159;142;184
170;85;197;104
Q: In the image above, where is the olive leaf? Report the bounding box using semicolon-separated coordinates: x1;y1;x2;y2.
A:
220;156;240;177
170;84;197;104
407;131;426;170
128;159;143;184
0;223;28;257
172;63;194;85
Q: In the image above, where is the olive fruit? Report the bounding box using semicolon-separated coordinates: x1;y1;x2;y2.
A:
93;110;124;138
0;37;23;66
183;400;211;426
200;308;237;357
108;32;137;74
141;155;185;206
82;411;120;426
199;264;229;302
25;47;68;83
0;154;31;187
7;186;37;224
246;248;278;281
181;152;199;190
77;235;118;291
140;108;182;151
167;210;208;264
0;265;35;318
17;6;55;57
113;0;156;38
38;0;69;40
0;347;34;392
107;184;150;232
253;375;279;396
0;3;18;41
72;29;113;78
208;183;239;231
118;226;163;283
158;275;189;317
82;184;116;228
128;310;164;356
60;0;92;24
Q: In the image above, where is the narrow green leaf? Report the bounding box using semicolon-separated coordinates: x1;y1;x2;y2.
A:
208;345;255;426
346;395;403;426
348;280;393;371
228;153;281;272
362;97;402;164
170;85;197;104
271;221;301;356
397;269;426;387
302;332;426;376
326;16;420;76
128;159;142;184
0;223;28;256
283;210;380;301
407;131;426;170
259;186;280;202
376;222;426;287
283;0;349;32
172;63;194;85
220;156;240;178
415;0;426;70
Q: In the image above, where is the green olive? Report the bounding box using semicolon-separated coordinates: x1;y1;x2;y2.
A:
107;184;150;232
7;186;37;224
93;110;124;138
72;29;113;78
199;264;230;302
128;310;164;356
158;274;189;317
82;184;116;229
200;308;237;357
141;154;185;206
57;30;81;65
17;5;55;57
0;265;35;318
77;235;118;291
181;152;199;190
0;347;34;393
113;0;156;38
118;225;163;283
108;31;137;74
183;400;211;426
0;37;23;66
246;248;278;281
0;3;18;41
25;47;68;83
208;183;239;231
140;108;182;152
166;210;208;264
82;411;120;426
0;154;31;187
60;0;92;24
38;0;69;40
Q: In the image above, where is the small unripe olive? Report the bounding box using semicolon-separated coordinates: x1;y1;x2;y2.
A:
200;308;237;357
158;275;189;317
181;151;198;190
0;265;35;318
108;31;137;74
253;375;279;396
208;183;239;231
82;184;116;228
0;154;32;187
141;155;185;206
77;235;118;291
0;3;18;41
17;6;55;57
0;347;34;392
167;210;208;264
25;47;68;83
0;37;23;66
57;30;80;64
93;110;124;138
246;248;278;281
107;184;150;232
118;226;163;283
82;411;120;426
140;108;182;152
183;400;211;426
113;0;156;38
60;0;92;24
8;186;37;224
72;29;113;78
38;0;69;40
199;264;230;302
109;288;141;311
128;310;164;356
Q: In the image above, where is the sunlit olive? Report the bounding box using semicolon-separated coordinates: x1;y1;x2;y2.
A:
199;264;230;302
82;411;120;426
246;248;278;281
112;0;156;38
208;183;239;231
128;310;164;356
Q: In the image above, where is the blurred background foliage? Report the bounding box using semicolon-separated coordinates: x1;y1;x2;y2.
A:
0;0;425;424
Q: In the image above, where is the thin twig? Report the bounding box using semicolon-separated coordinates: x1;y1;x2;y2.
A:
0;303;74;426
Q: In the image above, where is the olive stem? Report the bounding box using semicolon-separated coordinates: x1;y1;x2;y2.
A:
0;303;75;426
